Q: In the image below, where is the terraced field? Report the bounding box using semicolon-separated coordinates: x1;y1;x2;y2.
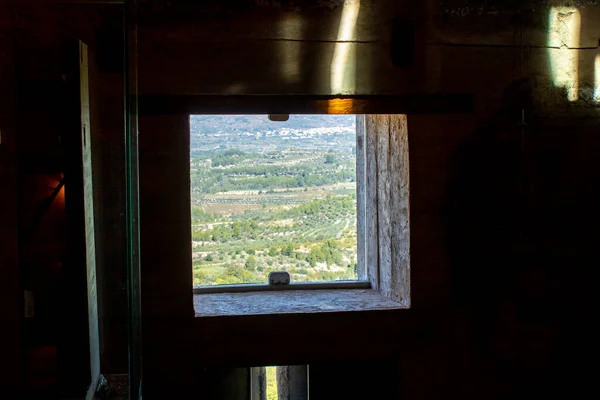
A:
191;191;358;285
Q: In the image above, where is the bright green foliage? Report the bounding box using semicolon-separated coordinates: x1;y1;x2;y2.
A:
214;264;255;284
211;149;250;167
306;239;343;267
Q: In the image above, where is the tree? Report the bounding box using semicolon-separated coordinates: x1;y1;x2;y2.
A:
268;245;279;257
281;243;295;257
245;255;257;271
324;153;336;164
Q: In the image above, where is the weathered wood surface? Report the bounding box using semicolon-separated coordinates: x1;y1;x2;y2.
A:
79;41;101;398
138;94;474;115
376;115;393;299
59;40;94;398
387;115;410;306
365;115;410;304
365;115;379;290
194;289;403;317
355;115;367;280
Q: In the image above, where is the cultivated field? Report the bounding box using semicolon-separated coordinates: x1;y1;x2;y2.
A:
190;116;357;286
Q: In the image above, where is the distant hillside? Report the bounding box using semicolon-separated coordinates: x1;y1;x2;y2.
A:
190;115;355;134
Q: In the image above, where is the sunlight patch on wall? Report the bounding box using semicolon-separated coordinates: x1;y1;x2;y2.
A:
548;6;581;102
594;53;600;103
330;1;360;94
278;14;302;84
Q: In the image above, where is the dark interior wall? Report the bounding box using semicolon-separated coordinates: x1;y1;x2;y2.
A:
136;1;599;398
89;26;128;375
0;1;21;397
2;0;599;398
5;2;129;392
390;116;599;399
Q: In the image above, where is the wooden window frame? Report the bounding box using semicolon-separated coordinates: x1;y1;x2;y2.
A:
190;113;411;314
191;113;369;296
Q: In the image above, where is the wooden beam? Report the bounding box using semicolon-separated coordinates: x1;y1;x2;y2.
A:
139;94;474;116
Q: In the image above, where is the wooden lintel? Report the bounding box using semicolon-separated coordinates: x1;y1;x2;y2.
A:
138;94;474;116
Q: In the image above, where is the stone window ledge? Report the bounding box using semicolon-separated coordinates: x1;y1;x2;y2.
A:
194;289;406;317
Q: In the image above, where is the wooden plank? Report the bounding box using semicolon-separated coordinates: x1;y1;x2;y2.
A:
355;115;367;280
58;40;96;398
79;41;101;399
376;115;392;299
138;94;474;116
194;289;404;317
387;115;410;306
365;115;379;290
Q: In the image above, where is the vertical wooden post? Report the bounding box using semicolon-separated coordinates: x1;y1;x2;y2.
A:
364;115;410;304
365;115;380;290
355;115;367;280
376;115;392;299
58;40;100;399
79;41;101;398
388;115;410;306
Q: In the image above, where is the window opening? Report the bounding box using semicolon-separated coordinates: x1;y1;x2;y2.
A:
250;365;308;400
191;115;359;287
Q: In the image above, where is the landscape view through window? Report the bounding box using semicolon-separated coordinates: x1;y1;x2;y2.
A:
190;115;358;286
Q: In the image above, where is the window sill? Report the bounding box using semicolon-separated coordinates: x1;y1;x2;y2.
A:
194;288;406;317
